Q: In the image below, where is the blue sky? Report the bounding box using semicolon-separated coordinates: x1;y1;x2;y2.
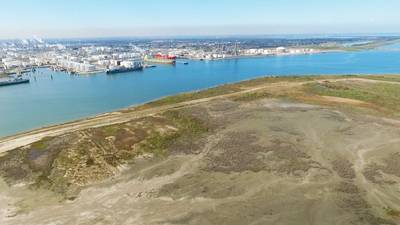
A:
1;0;400;38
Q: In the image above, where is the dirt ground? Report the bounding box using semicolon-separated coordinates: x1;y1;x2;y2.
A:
1;78;400;225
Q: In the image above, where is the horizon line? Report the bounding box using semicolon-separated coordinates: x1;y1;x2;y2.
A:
2;32;400;42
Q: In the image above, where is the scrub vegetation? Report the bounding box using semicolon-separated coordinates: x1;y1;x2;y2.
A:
1;75;400;225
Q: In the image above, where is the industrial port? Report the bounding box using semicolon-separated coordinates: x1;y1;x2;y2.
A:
0;36;397;87
0;36;375;77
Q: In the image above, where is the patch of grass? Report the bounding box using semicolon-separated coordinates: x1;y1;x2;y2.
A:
30;137;54;150
384;207;400;218
139;110;209;157
232;91;273;102
164;110;209;135
362;75;400;83
304;81;400;115
305;82;375;102
101;125;120;136
139;132;180;157
234;75;327;88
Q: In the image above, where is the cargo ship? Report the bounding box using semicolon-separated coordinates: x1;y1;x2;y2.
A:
0;77;30;87
106;60;144;74
144;53;176;64
106;66;143;74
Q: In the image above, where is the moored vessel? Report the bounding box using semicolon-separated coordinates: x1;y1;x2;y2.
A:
107;59;144;74
106;66;143;74
144;53;176;64
0;77;30;87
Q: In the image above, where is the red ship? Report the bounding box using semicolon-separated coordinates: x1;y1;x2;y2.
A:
145;53;177;64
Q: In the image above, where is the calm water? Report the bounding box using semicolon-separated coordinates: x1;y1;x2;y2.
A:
1;45;400;137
